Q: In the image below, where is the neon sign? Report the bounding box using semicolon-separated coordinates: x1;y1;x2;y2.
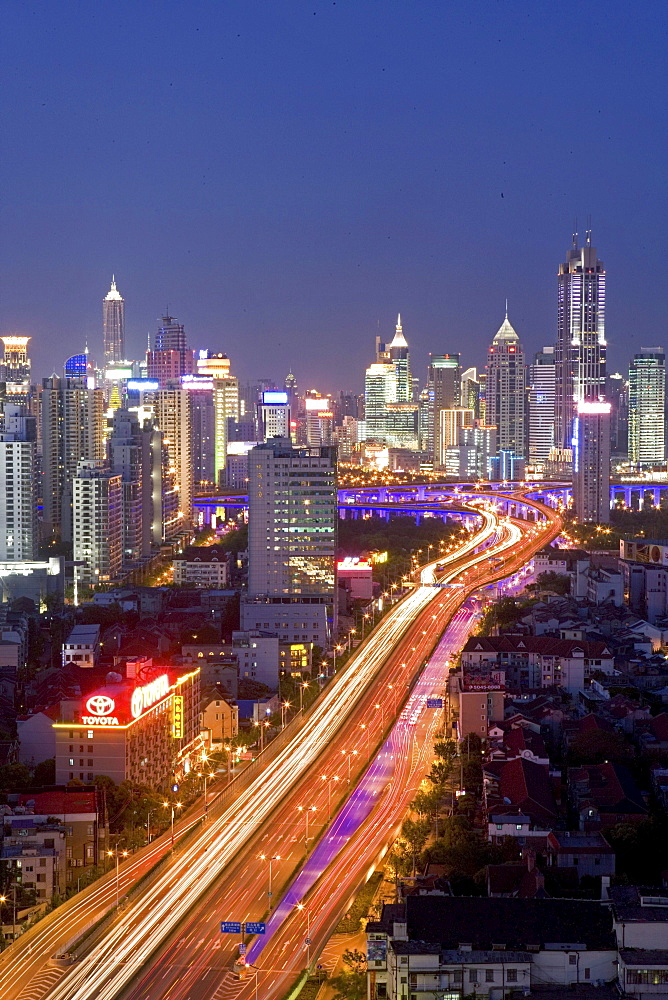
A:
130;675;170;719
82;694;119;726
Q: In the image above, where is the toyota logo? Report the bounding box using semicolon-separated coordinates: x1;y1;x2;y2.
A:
85;694;116;717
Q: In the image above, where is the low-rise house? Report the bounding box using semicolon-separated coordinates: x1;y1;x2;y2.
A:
172;546;230;588
62;624;101;669
462;634;614;693
546;831;616;880
201;685;238;744
569;762;649;830
610;885;668;998
365;896;617;999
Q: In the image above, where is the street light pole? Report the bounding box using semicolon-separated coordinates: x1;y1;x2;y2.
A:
258;853;281;911
296;903;312;968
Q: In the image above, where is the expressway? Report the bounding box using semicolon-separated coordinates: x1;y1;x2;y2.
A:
27;491;559;1000
0;491;558;1000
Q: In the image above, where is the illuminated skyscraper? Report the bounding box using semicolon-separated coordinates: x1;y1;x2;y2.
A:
103;277;125;368
628;348;665;467
555;231;606;451
0;337;31;386
487;311;526;459
528;347;556;465
0;405;37;560
429;354;461;467
388;314;412;403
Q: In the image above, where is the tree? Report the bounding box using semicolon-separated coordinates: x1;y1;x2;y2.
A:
329;949;367;1000
32;758;56;786
401;818;431;874
426;760;452;786
532;571;570;595
434;740;457;765
0;763;31;790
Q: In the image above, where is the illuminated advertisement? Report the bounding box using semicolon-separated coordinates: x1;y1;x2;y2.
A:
82;694;120;726
130;675;171;718
172;695;184;739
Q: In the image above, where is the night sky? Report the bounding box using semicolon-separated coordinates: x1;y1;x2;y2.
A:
1;1;666;390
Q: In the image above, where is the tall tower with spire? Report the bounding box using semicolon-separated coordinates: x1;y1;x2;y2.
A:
388;313;413;402
487;308;526;459
103;276;125;368
555;230;607;450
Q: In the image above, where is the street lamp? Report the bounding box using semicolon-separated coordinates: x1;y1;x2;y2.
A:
0;887;17;941
296;902;312;968
258;853;281;910
320;773;340;814
374;701;385;731
107;848;129;907
162;800;182;848
297;803;317;841
299;681;309;713
360;722;370;759
333;645;343;673
340;748;359;781
281;700;291;730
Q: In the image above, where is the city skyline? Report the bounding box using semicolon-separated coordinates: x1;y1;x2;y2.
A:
1;3;667;386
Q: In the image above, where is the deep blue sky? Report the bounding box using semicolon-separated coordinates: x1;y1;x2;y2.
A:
1;1;666;391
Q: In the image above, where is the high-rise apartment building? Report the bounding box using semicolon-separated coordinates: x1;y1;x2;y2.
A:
197;353;239;486
147;314;194;386
243;438;336;647
606;372;629;458
103;277;125;368
628;348;665;468
439;408;474;467
429;354;460;467
555;232;607;451
145;389;193;526
487;312;526;459
573;401;611;523
41;377;105;540
528;346;556;465
73;461;123;584
182;377;216;489
0;405;37;561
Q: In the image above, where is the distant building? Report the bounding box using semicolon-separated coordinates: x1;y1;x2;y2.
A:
72;461;123;584
201;685;238;744
527;346;555;465
173;546;229;588
103;276;125;368
0;404;37;560
62;624;101;668
486;310;526;461
573;400;611;523
628;348;665;467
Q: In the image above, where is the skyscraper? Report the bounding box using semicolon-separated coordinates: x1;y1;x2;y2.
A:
72;461;123;584
388;314;412;403
555;232;607;451
573;401;611;523
528;346;556;465
429;354;461;467
41;376;105;540
0;337;31;387
103;277;125;368
0;405;37;561
486;311;526;460
363;363;395;441
628;348;666;467
243;437;336;647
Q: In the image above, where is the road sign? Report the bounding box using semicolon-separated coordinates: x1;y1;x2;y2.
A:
245;922;266;935
220;921;242;934
238;942;246;955
427;698;443;708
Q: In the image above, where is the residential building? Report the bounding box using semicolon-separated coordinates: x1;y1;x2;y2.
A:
619;538;668;623
232;631;280;688
366;896;617;1000
14;786;108;880
244;438;336;646
72;461;123;584
0;404;37;560
143;387;193;525
573;400;611;523
173;546;229;588
103;276;125;368
462;634;614;692
487;310;526;461
569;761;649;829
41;376;105;540
62;624;101;668
610;885;668;999
628;348;665;467
546;831;616;879
182;377;216;488
201;685;238;744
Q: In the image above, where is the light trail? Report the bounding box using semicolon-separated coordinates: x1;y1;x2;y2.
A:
42;506;504;1000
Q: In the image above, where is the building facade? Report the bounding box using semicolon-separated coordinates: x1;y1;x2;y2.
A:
487;312;526;460
628;348;665;467
103;277;125;368
528;346;556;465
